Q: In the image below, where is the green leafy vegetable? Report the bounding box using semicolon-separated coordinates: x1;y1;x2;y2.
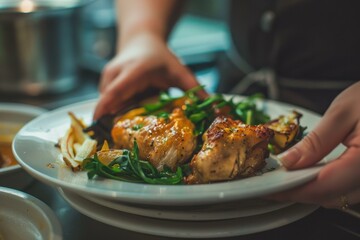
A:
227;93;271;125
143;87;270;136
82;141;184;185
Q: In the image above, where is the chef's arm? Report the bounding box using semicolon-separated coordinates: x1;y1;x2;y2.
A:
93;0;202;120
116;0;184;51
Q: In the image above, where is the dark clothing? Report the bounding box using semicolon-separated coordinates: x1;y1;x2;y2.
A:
220;0;360;113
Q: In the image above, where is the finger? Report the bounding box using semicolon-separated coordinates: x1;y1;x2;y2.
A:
99;62;122;93
94;70;146;120
280;101;356;169
93;93;121;121
269;146;360;205
94;60;175;120
172;64;209;99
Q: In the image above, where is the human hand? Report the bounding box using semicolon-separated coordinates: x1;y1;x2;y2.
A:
93;33;205;120
269;81;360;210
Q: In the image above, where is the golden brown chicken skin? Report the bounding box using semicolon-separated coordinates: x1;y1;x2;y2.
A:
111;108;197;170
185;116;273;184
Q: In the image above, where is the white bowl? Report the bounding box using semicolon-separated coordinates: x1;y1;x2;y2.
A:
0;103;46;189
0;187;62;240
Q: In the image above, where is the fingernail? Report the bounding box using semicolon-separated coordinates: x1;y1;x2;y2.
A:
278;147;301;168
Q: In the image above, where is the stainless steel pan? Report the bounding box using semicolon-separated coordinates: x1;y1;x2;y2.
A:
0;0;88;95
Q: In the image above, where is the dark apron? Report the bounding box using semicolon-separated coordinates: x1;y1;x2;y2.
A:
219;0;360;113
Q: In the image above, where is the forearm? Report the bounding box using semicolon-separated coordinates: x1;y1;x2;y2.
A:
116;0;183;51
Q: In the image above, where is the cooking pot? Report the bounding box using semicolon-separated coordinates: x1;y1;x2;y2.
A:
0;0;88;96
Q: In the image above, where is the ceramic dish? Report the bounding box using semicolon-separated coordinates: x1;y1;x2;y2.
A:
0;187;62;240
83;193;293;220
13;98;344;206
59;187;318;238
0;103;46;189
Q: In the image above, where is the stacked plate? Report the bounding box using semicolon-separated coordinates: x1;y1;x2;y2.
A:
12;98;344;238
58;188;318;238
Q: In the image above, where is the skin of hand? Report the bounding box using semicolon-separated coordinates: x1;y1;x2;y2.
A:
93;33;205;120
269;81;360;209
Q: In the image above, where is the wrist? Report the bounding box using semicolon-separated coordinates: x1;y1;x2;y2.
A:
114;0;183;53
117;27;167;53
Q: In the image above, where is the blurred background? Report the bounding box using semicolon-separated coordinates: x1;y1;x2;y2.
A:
3;1;360;117
0;0;230;108
79;0;230;94
80;0;229;71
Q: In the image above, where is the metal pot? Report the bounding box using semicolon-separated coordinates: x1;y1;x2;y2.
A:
0;0;88;96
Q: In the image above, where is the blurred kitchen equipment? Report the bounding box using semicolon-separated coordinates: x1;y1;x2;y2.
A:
0;0;89;96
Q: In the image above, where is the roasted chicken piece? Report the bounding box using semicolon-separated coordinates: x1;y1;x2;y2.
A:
185;116;273;184
111;108;197;170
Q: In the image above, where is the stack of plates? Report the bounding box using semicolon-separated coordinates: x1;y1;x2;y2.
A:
12;99;344;238
58;188;317;238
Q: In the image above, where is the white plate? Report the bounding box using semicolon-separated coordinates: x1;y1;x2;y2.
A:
13;98;344;206
59;187;318;238
0;103;46;189
0;187;62;240
83;193;293;220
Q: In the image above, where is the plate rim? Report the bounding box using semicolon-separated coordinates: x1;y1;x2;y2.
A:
13;97;328;205
83;192;294;220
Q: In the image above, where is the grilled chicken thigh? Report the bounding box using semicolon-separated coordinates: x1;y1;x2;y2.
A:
111;108;197;170
185;116;273;184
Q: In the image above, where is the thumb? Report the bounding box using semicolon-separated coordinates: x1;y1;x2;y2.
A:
279;107;353;170
279;131;326;169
